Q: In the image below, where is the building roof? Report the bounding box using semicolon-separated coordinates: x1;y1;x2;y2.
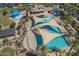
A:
32;5;53;13
0;3;8;8
0;27;15;38
46;7;53;12
32;8;45;13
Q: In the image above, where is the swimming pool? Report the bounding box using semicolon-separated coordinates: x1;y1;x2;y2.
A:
37;15;47;18
35;16;52;25
35;25;69;49
42;25;62;34
42;25;69;49
35;21;46;25
34;15;69;49
46;35;69;49
11;10;21;18
35;33;43;46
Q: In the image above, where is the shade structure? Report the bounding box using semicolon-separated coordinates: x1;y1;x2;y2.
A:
46;35;69;49
33;15;44;24
32;26;69;49
37;28;63;45
11;10;21;18
32;12;61;29
31;18;60;31
33;16;52;24
47;19;59;27
41;25;62;34
31;12;69;49
35;19;59;27
33;11;52;23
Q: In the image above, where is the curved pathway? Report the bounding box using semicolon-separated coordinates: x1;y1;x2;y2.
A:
23;19;37;51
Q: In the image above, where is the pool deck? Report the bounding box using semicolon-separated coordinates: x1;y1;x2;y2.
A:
32;11;52;24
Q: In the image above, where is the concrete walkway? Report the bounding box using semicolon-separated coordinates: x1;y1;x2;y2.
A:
27;30;37;50
22;19;37;51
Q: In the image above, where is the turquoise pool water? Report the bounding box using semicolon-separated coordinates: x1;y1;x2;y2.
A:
35;33;43;46
44;25;69;49
46;35;69;49
35;22;46;25
35;16;52;25
37;15;47;18
35;25;69;49
35;15;69;49
43;25;62;34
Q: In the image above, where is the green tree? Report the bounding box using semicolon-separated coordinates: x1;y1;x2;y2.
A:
75;23;79;30
66;39;79;56
9;23;16;28
16;24;21;30
0;25;2;29
26;50;38;56
26;45;49;56
70;49;79;56
37;45;49;56
3;37;9;45
3;10;7;15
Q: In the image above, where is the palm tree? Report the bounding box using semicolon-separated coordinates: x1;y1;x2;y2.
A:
75;23;79;31
70;49;79;56
9;22;16;28
16;24;21;30
15;40;19;56
0;25;2;29
66;43;75;56
3;37;9;46
26;45;49;56
66;39;79;56
26;50;38;56
37;45;49;56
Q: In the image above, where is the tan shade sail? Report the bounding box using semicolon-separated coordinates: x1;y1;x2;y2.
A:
31;19;60;30
47;19;59;27
33;11;51;23
33;15;44;24
37;28;63;45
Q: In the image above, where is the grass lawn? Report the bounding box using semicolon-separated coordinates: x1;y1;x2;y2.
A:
1;8;13;13
0;47;15;56
0;15;14;28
